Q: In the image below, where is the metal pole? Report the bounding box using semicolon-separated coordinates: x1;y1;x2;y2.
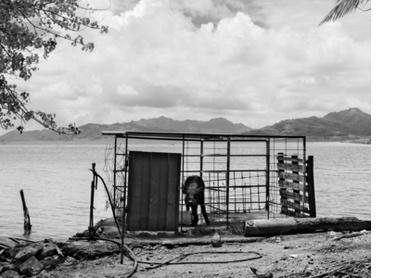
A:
266;139;270;219
180;135;186;233
113;136;117;207
226;136;231;228
120;136;128;264
200;139;204;178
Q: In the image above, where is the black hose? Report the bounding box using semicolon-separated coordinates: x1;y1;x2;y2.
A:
89;169;122;238
81;169;136;276
139;250;263;270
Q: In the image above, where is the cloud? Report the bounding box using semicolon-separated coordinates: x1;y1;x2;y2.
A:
13;0;370;132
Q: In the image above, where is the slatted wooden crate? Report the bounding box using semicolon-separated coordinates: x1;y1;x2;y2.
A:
277;153;316;217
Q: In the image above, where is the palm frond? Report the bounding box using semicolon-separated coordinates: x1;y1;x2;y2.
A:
319;0;370;26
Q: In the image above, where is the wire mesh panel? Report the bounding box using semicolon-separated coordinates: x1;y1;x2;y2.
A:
103;140;128;219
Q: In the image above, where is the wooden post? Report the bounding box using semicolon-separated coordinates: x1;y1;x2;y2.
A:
88;163;96;240
20;190;31;235
277;153;287;215
307;156;317;217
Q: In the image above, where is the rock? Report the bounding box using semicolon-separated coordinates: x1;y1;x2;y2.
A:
211;232;222;248
37;243;58;260
1;269;21;278
8;244;29;258
327;231;340;238
13;243;43;264
18;256;43;277
63;256;77;266
100;226;120;238
41;255;66;270
0;262;16;273
249;267;273;278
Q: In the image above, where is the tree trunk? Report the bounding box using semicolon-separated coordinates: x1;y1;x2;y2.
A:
243;217;371;237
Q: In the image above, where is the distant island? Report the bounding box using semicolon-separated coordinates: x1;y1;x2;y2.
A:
0;108;371;144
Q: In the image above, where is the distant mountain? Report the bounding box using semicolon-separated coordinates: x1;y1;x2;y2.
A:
136;116;251;133
247;108;371;138
0;129;66;142
0;108;371;143
0;117;252;142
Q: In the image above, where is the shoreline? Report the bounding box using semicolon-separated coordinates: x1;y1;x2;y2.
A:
0;216;372;278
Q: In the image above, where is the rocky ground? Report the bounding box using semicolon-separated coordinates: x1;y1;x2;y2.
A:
1;221;371;278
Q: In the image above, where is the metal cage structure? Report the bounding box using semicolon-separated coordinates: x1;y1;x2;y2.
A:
102;131;314;235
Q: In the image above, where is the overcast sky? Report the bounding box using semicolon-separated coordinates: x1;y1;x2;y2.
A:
11;0;371;133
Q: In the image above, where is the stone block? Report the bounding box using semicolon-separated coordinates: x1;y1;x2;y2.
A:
13;243;43;264
9;244;29;258
0;269;21;278
18;256;43;277
37;242;58;260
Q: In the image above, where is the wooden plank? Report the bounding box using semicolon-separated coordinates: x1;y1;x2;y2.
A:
277;163;304;172
279;180;308;191
292;155;301;214
0;236;18;249
277;153;287;215
278;172;305;182
281;198;309;213
278;156;304;163
280;189;309;203
280;209;307;218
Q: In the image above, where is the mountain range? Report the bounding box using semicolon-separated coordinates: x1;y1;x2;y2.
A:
246;107;371;137
0;108;370;142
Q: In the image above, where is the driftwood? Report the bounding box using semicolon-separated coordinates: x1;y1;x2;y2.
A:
20;190;32;235
243;217;371;237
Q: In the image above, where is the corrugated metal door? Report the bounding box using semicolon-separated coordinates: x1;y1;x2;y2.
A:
127;151;181;231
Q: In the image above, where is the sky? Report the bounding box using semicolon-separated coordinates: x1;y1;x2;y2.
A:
8;0;371;133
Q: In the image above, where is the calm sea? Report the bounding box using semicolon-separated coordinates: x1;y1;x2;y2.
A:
0;141;370;241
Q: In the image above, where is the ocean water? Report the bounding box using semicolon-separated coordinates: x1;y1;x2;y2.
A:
307;142;371;220
0;141;370;241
